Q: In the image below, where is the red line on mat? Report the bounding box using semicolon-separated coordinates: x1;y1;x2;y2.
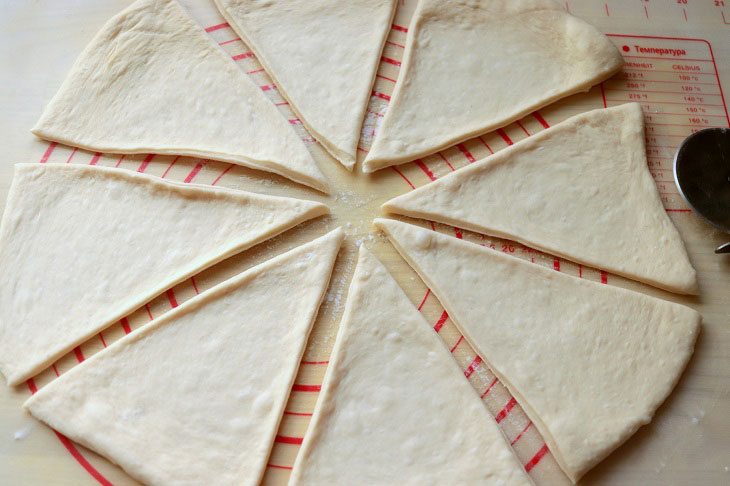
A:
430;312;449;332
292;384;322;392
666;209;692;213
52;364;60;377
219;37;242;46
205;22;229;32
391;166;415;189
386;40;405;49
391;23;408;32
496;129;513;145
268;464;293;470
190;277;200;295
301;360;329;365
381;56;401;67
453;227;463;239
464;356;482;378
114;155;126;168
260;84;276;91
450;336;464;353
73;346;85;363
166;289;178;308
600;82;607;108
481;377;499;398
553;258;561;272
516;121;531;137
524;444;550;472
284;411;313;417
495;397;517;423
27;381;114;485
65;148;78;164
376;74;397;83
417;289;431;311
39;142;57;163
184;162;204;183
137;154;155;173
99;333;107;348
232;52;254;61
415;160;436;181
120;317;132;335
456;144;476;163
437;152;455;171
372;90;391;101
275;435;303;445
600;271;608;284
478;136;494;154
511;421;533;446
532;112;550;129
89;152;102;165
145;304;154;320
54;431;115;486
160;156;179;178
211;164;234;186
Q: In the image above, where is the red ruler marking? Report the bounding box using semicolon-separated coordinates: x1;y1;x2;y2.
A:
39;142;57;163
292;384;322;392
433;310;449;333
463;356;482;378
274;435;303;445
525;444;550;472
495;397;518;423
204;22;229;32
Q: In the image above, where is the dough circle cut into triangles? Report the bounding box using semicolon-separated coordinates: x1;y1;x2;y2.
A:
363;0;624;172
32;0;327;192
214;0;397;170
375;218;700;483
290;245;533;486
0;164;328;386
383;103;697;294
25;229;344;486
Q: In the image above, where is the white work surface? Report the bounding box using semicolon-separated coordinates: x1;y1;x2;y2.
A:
1;0;729;484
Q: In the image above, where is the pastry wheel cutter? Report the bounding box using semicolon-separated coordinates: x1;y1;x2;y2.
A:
673;127;730;254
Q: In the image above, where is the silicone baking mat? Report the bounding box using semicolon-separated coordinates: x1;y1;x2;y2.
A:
1;0;729;484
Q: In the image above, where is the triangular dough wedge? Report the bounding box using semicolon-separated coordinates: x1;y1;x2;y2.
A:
383;104;697;294
290;246;532;486
214;0;397;170
0;164;329;386
25;228;343;486
31;0;327;192
374;219;700;483
363;0;624;172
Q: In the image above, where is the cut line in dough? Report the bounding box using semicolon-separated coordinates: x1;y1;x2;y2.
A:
375;218;700;483
24;228;344;486
31;0;328;192
213;0;397;170
383;103;697;294
0;164;328;386
290;245;533;486
363;0;624;172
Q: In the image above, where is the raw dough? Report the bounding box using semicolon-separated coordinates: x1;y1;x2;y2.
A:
383;104;697;294
375;218;700;483
25;228;343;486
0;164;328;386
31;0;327;192
363;0;624;172
290;246;533;486
214;0;397;170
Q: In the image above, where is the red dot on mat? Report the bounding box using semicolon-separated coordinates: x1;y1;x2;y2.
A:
622;45;630;52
